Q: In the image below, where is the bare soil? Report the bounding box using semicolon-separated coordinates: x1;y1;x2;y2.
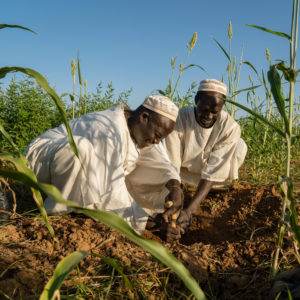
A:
0;183;298;299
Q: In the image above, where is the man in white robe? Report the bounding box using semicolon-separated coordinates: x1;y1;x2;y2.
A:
164;79;247;233
26;95;181;232
127;80;247;239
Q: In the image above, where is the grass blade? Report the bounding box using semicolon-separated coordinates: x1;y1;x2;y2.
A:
225;99;285;137
232;84;261;97
0;24;36;34
0;66;79;157
101;256;133;290
183;64;208;75
246;24;291;40
39;251;88;300
243;61;259;77
77;57;83;86
0;122;20;153
213;38;230;61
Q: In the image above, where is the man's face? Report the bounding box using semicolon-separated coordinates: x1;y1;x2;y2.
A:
134;112;175;149
194;91;224;128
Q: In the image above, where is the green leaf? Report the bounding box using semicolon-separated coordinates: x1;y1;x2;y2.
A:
39;251;88;300
225;99;285;137
232;85;261;97
0;154;54;236
243;61;259;77
0;23;36;34
0;122;20;153
267;65;290;134
2;168;206;300
77;57;83;86
246;24;291;40
0;66;79;157
182;64;208;75
213;38;230;61
276;62;297;82
101;256;133;290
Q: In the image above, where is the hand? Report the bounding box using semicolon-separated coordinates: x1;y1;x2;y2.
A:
176;209;193;233
162;187;183;223
163;222;182;242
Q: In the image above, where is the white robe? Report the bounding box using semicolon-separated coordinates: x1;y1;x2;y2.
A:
127;107;247;199
26;106;172;232
164;107;247;187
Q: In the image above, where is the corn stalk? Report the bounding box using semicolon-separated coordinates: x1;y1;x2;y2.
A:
272;0;300;275
231;0;300;275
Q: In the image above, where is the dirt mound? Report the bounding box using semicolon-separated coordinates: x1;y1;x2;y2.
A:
0;184;297;299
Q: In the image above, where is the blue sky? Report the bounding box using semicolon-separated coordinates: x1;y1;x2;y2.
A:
1;0;294;108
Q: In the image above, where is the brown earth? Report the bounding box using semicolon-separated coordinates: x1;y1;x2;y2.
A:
0;183;298;299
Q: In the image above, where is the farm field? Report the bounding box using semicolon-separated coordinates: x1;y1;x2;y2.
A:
1;1;300;299
0;178;299;299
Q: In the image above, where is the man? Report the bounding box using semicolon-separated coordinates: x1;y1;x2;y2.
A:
163;79;247;236
26;95;181;232
127;79;247;239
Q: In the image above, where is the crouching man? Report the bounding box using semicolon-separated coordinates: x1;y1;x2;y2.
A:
163;79;247;238
26;95;180;233
127;80;247;239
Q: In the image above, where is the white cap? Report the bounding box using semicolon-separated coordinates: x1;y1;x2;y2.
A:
142;95;179;122
198;79;227;96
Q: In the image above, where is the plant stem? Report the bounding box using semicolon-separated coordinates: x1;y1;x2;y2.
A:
272;0;299;276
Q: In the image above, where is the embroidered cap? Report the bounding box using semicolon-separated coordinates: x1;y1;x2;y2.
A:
198;79;227;96
142;95;179;122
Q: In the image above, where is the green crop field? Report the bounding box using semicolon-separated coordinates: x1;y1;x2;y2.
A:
0;2;300;299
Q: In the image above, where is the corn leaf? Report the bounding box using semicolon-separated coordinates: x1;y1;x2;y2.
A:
0;154;54;236
279;177;300;247
39;251;88;300
246;24;291;40
225;99;285;137
0;23;36;34
267;65;290;134
0;66;79;157
1;168;205;299
213;38;230;61
276;62;297;82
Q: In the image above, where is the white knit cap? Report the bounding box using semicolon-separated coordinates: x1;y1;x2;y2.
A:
142;95;179;122
198;79;227;96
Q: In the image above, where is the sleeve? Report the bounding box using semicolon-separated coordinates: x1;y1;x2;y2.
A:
164;125;184;175
134;142;181;184
201;123;241;182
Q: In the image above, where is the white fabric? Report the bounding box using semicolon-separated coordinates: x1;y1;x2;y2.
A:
26;106;157;232
142;95;179;122
198;79;227;96
126;142;180;216
165;107;247;187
